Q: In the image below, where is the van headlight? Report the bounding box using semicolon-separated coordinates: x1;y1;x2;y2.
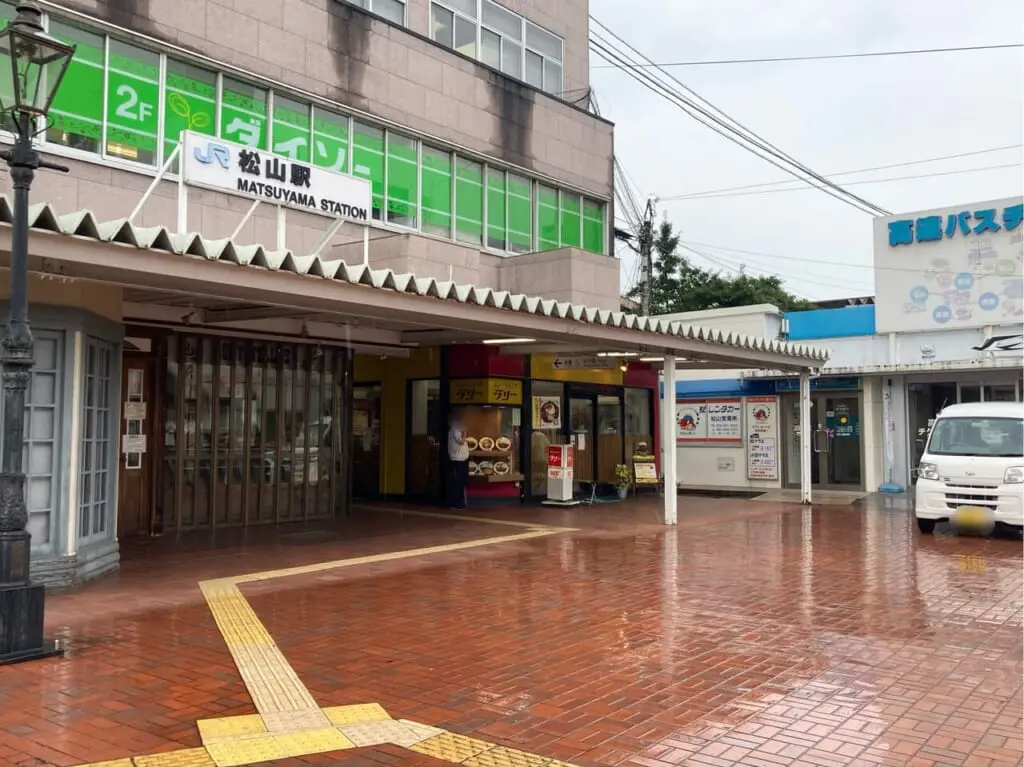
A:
918;462;940;481
1004;466;1024;484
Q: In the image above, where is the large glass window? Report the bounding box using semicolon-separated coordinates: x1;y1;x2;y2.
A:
353;121;385;220
346;0;406;24
486;168;506;250
583;198;605;254
558;191;581;248
455;157;483;246
386;131;418;227
79;337;112;543
272;94;311;161
408;380;442;498
46;20;104;156
507;172;533;253
536;183;559;251
422;145;452;237
625;388;652;461
105;39;160;165
163;59;216;168
430;1;563;95
312;107;350;173
221;77;268;149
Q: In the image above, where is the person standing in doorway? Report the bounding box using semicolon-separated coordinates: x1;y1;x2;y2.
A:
447;413;470;509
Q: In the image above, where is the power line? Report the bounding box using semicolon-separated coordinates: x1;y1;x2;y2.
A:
592;42;1023;69
658;144;1023;200
589;20;891;217
660;162;1020;201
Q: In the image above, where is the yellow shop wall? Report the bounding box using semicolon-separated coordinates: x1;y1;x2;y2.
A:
529;355;624;386
354;347;441;495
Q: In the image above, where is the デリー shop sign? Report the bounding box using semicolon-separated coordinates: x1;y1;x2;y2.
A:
450;378;523;406
181;130;371;220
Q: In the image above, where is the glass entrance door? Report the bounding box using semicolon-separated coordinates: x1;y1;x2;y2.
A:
784;393;863;489
569;397;594;486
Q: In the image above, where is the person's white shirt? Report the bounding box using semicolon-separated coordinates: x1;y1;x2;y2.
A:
448;424;469;461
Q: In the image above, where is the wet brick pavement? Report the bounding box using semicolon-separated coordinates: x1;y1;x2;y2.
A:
0;497;1021;767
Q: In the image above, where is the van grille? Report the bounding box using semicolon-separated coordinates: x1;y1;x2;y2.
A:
945;482;998;511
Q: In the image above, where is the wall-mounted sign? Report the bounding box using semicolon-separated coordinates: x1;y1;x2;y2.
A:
181;130;372;220
675;399;743;444
873;196;1024;333
450;378;523;406
550;355;620;371
121;434;147;454
746;396;779;480
531;396;562;429
123;401;147;420
973;332;1023;355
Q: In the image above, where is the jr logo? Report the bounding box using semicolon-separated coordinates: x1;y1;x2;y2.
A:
193;142;230;170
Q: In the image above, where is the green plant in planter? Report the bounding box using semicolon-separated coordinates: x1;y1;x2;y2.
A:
614;463;633;490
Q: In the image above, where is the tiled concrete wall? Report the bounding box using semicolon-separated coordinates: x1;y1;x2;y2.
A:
498;247;620;311
54;0;612;195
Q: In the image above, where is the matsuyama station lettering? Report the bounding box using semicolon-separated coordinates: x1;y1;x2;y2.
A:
888;202;1023;247
182;131;371;221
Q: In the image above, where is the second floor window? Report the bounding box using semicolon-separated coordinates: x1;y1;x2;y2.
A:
430;0;563;96
344;0;405;25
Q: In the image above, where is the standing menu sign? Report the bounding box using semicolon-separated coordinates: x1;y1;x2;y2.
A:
546;444;574;502
746;396;779;480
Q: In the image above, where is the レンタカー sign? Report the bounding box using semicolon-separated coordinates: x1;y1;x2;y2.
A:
676;399;743;444
181;130;371;221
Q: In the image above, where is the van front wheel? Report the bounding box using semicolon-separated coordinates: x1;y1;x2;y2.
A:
916;518;936;534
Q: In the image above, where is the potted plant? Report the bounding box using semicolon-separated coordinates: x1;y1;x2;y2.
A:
614;464;632;499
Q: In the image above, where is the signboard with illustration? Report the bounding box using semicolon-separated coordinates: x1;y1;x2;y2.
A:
675;399;743;444
531;396;562;429
873;196;1024;332
745;396;779;481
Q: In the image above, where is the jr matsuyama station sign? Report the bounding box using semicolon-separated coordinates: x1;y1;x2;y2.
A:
181;131;372;221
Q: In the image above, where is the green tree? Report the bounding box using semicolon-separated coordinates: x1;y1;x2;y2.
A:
625;220;812;314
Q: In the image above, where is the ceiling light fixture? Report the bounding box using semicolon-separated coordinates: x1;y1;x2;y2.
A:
480;337;536;345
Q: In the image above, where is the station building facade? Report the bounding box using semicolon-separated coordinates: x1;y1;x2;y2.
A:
666;195;1023;497
0;0;622;585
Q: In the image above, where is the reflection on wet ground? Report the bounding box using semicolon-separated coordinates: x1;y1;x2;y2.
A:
1;497;1021;766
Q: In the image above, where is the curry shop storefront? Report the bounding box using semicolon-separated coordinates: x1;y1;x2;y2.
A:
0;198;828;586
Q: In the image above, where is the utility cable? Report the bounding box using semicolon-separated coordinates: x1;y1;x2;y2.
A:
592;43;1023;69
660;162;1020;201
659;144;1023;200
589;24;891;216
590;18;892;215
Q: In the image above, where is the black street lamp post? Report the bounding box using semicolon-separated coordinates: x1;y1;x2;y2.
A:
0;1;74;665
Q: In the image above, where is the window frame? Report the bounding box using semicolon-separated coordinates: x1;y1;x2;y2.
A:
430;0;564;96
343;0;408;26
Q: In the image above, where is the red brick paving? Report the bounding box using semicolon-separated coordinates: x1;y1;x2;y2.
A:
1;498;1021;767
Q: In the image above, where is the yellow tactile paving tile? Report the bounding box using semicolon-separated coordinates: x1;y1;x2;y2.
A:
133;748;216;767
274;727;355;757
322;702;392;724
71;760;134;767
197;714;267;744
463;745;555;767
410;731;495;762
261;708;332;733
205;737;288;767
338;719;417;747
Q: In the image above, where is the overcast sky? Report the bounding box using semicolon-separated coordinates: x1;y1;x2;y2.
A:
589;0;1024;302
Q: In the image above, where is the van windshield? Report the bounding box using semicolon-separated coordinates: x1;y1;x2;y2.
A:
926;417;1024;457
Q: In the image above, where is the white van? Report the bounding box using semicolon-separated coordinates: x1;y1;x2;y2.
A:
914;402;1024;534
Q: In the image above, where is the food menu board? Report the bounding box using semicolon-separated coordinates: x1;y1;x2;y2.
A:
746;396;779;480
676;399;743;444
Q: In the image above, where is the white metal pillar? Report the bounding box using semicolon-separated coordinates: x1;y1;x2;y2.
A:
799;370;813;505
661;358;678;524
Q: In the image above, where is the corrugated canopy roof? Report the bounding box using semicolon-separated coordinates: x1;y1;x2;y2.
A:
0;196;829;365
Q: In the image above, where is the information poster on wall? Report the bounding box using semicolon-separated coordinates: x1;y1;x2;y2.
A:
746;396;779;480
676;399;743;444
